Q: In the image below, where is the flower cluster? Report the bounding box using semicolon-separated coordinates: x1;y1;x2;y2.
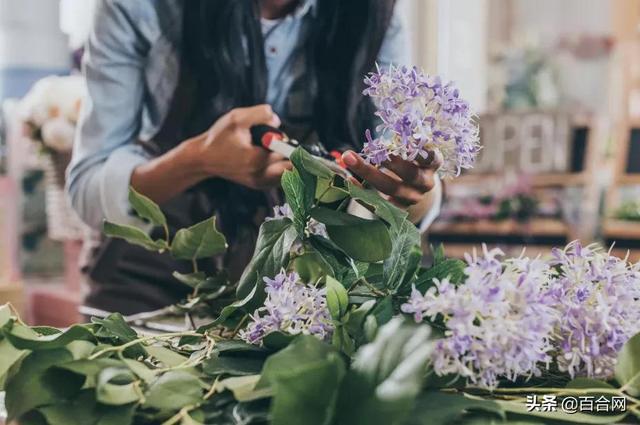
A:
548;242;640;379
19;75;86;152
402;242;640;388
240;271;333;345
362;65;481;178
402;246;557;389
267;203;328;237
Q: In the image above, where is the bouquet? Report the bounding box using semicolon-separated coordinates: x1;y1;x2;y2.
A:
18;75;88;240
0;67;638;425
20;75;85;154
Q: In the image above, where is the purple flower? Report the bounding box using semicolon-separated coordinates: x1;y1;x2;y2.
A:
240;271;334;345
401;245;557;389
362;64;481;179
548;241;640;379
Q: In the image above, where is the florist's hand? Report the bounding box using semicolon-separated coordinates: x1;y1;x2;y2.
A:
341;150;442;218
195;104;292;190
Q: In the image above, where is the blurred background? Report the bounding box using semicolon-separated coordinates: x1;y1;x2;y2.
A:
0;0;638;326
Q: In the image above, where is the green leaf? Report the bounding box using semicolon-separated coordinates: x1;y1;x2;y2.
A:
326;276;349;320
292;250;334;283
371;296;394;326
281;169;310;235
383;220;421;292
103;221;168;251
204;284;257;329
271;353;345;425
170;216;227;260
128;187;166;228
236;219;298;307
346;300;377;337
0;303;11;326
95;404;135;425
262;331;296;351
316;177;348;203
310;207;391;262
172;271;219;290
0;337;25;387
143;370;203;410
96;367;141;405
38;389;133;425
146;345;189;368
334;318;434;425
92;313;145;358
615;332;640;396
58;358;122;388
6;348;83;420
204;354;264;377
257;335;336;389
347;182;407;227
214;375;272;402
290;147;334;180
122;358;157;383
566;378;616;390
405;258;467;296
39;390;98;425
433;244;446;264
4;324;94;351
257;335;346;425
406;391;505;425
67;340;96;360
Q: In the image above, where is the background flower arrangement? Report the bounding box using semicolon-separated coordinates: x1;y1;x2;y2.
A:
20;75;85;156
18;75;88;241
0;67;639;425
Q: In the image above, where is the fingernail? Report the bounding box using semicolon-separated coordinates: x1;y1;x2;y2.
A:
342;151;358;167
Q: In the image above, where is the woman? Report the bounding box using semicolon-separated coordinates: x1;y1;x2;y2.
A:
68;0;442;315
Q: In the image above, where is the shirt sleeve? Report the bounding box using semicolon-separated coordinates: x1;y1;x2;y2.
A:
66;0;152;230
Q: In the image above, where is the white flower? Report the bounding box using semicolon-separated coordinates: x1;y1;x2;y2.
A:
41;117;76;152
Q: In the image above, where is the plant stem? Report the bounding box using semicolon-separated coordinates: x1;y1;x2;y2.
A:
192;258;199;273
231;314;249;338
161;377;221;425
351;278;387;297
163;223;170;244
88;331;201;360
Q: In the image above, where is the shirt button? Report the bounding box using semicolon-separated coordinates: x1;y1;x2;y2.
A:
269;46;277;55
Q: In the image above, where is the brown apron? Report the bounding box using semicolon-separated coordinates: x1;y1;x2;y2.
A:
84;57;279;315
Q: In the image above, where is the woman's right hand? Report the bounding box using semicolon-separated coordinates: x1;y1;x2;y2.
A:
132;105;289;205
190;104;292;190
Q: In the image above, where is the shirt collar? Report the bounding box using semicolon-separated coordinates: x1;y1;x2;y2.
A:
293;0;317;19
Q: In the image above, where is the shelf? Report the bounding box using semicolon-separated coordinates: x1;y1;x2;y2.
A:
610;248;640;263
617;174;640;185
453;173;587;188
430;218;569;238
603;219;640;239
440;243;558;260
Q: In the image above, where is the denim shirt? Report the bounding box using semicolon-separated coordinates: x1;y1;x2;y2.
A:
67;0;411;229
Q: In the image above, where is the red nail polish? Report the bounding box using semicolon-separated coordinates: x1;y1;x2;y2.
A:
343;152;357;167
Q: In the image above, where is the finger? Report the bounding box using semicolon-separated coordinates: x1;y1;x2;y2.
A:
226;104;281;129
265;152;287;164
385;156;422;185
342;151;401;195
416;149;443;170
262;160;293;186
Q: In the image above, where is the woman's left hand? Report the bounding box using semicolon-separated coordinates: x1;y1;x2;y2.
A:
341;150;442;216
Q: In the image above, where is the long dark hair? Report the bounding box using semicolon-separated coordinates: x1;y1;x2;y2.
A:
182;0;396;150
